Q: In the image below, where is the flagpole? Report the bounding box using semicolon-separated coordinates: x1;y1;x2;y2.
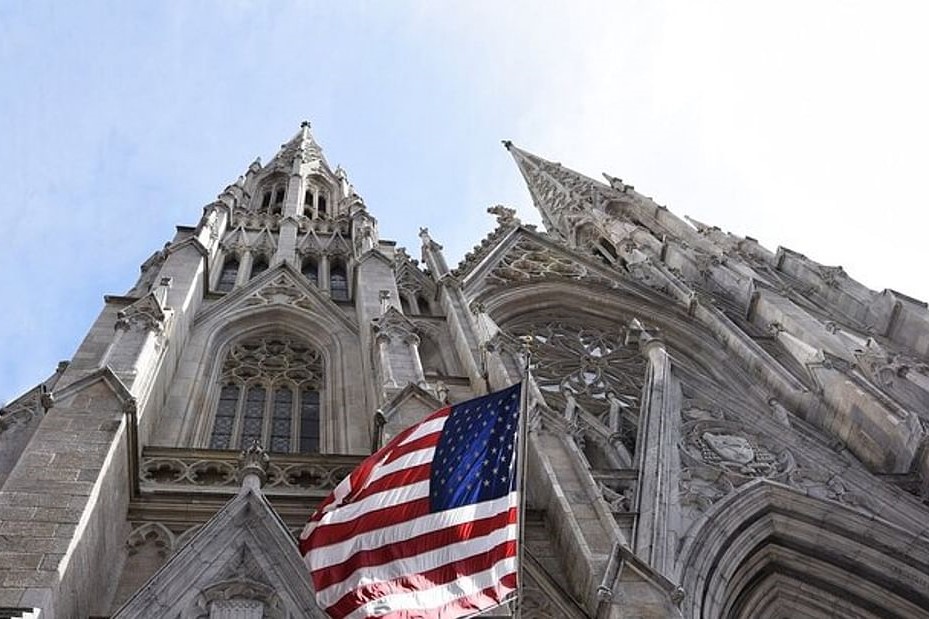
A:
514;337;533;619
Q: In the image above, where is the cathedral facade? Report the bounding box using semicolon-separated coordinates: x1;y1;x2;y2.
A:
1;123;929;618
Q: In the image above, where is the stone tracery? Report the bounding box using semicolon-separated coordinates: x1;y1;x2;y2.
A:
505;317;646;453
209;335;323;453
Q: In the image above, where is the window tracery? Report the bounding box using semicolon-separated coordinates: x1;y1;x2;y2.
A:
505;318;646;452
208;335;323;453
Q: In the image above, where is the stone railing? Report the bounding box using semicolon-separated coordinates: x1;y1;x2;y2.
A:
139;446;364;497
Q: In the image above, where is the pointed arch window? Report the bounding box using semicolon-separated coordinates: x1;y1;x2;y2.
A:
208;335;323;453
416;294;432;316
250;256;269;280
302;256;319;287
330;260;349;301
217;257;239;292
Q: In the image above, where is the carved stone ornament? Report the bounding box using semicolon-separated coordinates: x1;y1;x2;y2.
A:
487;204;520;227
486;236;617;290
237;439;270;486
140;449;357;493
787;467;859;506
680;420;794;483
116;293;167;333
506;318;645;453
242;273;324;310
371;307;415;341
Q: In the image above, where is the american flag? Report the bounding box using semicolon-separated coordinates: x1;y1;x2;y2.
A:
299;384;523;619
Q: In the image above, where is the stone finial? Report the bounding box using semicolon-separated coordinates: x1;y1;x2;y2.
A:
501;140;513;150
379;289;392;313
487;204;519;227
237;439;270;492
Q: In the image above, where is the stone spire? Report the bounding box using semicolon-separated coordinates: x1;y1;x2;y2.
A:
503;141;617;243
267;120;329;173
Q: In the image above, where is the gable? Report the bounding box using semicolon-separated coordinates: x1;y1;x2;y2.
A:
195;263;358;334
114;488;325;618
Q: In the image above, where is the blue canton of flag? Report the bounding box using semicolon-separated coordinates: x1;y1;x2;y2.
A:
430;384;521;511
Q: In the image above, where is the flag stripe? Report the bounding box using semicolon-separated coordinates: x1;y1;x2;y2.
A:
328;539;518;618
301;384;522;619
365;446;436;487
395;413;450;448
311;494;516;579
375;574;517;619
315;506;518;597
343;557;518;619
310;478;431;535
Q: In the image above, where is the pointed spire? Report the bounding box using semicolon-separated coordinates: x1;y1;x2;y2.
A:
267;120;329;172
504;142;615;241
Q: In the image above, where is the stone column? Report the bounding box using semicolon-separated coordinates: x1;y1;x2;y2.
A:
631;320;677;577
420;228;485;392
405;333;426;387
236;250;253;287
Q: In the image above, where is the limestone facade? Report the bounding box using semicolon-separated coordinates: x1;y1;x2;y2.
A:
1;123;928;618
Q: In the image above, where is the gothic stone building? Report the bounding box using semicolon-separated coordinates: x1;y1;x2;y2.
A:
2;123;929;618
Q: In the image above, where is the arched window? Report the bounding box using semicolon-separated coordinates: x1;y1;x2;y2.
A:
260;191;271;209
302;256;318;287
250;256;269;280
274;187;285;206
416;294;431;315
318;194;328;217
208;335;323;453
330;260;349;301
217;257;239;292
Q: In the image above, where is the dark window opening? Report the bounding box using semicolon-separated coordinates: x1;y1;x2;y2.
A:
318;195;328;216
300;389;321;453
250;256;269;279
274;188;285;205
209;384;240;449
330;262;349;301
416;295;431;315
261;192;271;209
302;257;319;286
217;258;239;292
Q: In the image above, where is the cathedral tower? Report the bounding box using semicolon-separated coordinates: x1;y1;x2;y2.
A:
1;125;928;618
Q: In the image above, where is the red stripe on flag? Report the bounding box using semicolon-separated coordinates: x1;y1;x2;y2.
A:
349;462;432;504
326;541;518;619
344;406;449;499
369;572;518;619
380;432;442;467
315;506;518;592
308;497;433;571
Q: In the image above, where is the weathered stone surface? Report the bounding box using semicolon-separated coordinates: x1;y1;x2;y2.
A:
1;125;927;618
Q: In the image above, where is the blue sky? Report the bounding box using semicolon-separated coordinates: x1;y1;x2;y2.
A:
1;1;928;403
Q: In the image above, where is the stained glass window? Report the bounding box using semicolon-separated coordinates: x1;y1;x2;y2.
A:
207;336;323;453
